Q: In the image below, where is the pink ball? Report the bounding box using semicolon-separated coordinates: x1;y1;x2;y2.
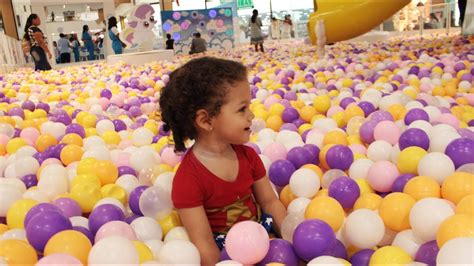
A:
110;96;124;107
113;152;131;167
349;144;367;155
226;221;270;264
20;127;40;146
0;134;10;146
36;253;82;266
160;147;182;167
373;120;401;145
465;94;474;105
435;113;460;129
94;221;137;243
119;139;133;149
420;83;432;93
98;97;110;110
327;106;344;117
264;96;280;109
367;160;399;192
263;142;287;162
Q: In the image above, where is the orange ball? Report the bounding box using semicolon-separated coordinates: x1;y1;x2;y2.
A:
280;185;298;208
266;115;283;131
323;130;348;146
35;134;58;152
300;106;317;122
60;133;84;146
319;144;334;170
60;144;84;166
379;192;416;231
441;172;474;204
95;160;119;185
403;176;441;200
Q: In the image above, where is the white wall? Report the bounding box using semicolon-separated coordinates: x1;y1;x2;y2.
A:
12;0;32;39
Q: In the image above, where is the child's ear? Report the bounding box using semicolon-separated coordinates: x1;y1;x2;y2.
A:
195;109;212;131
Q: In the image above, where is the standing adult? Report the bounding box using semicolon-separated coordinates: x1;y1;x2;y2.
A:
58;33;71;63
24;14;52;71
82;25;95;60
70;36;80;62
458;0;467;28
281;14;294;39
270;17;281;40
248;9;264;53
108;16;123;54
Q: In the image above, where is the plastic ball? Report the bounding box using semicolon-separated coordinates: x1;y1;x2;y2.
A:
289;168;320;198
367;160;399;192
436;214;474;247
409;197;455;242
305;196;345;232
326;145;353;171
417;152;455;184
415;240;439;266
25;210;72;252
95;220;137;243
343;209;385;249
445;138;474;168
44;229;92;264
131;216;163;242
373;120;400;145
328;176;360;209
353;193;382;210
88;236;139;265
436;237;474;265
139;186;173;220
403;176;440;200
36;253;82;265
0;239;38;265
441;172;474;204
157;239;200;265
379;192;416;232
70;183;102;213
6;198;38;229
60;144;83;166
370;246;412;265
367;140;392;162
399;128;430;151
293;219;336;261
397;147;427;174
456;194;474;217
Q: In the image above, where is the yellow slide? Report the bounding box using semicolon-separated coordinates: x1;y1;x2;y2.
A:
308;0;411;45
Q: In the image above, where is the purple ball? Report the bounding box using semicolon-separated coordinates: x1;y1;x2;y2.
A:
88;204;125;234
36;102;50;113
323;239;348;260
445;138;474;168
125;214;141;224
303;144;320;165
101;89;112;99
52;198;82;218
20;174;37;189
21;100;36;112
415;240;438;266
340;97;356;109
219;247;231;261
326;145;354;171
454;62;465;72
358;101;376;117
280;123;298;132
461;73;472;82
8;107;25;119
286;146;312;169
129;186;148;215
73;226;94;244
293;219;336;261
399;128;430;151
25;210;72;252
118;166;137;177
458;128;474;140
328;176;360;209
24;203;62;228
404;108;429;125
66;123;86;138
408;65;420;75
284;91;297;101
113;119;127;131
268;160;296;187
292;118;306;128
392;174;416;192
129;106;142;118
281;108;300;123
370;110;394;122
56;114;72;126
350;249;375;266
257;239;299;266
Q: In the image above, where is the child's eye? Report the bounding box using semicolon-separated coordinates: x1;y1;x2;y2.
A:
239;106;246;112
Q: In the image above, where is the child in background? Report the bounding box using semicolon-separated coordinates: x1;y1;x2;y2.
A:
166;33;174;50
159;57;287;266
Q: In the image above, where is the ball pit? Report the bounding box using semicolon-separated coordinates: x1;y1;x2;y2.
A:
0;34;473;265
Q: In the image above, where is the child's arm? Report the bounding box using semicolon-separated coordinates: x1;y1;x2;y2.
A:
178;206;220;266
253;177;287;234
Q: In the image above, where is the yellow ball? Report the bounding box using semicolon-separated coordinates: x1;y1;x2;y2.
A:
82;114;97;128
403;176;441;200
71;174;101;188
456;194;474;217
319;144;335;170
353;193;382;210
0;239;38;265
436;214;474;247
144;120;159;135
102;130;121;145
94;160;119;185
298;123;312;135
331;111;345;127
60;144;84;166
0;224;8;234
300;106;317;122
369;246;412;265
315;188;329;197
387;104;407;121
323;130;348;146
313;95;331;113
355;178;375;194
60;133;84;146
269;103;285;116
133;241;154;263
35;134;58;152
441;172;474;204
266;115;283;131
253;108;269;120
397;147;427;175
379;192;416;231
6;138;28;154
6;199;38;229
85;128;97;137
343;105;365;124
159;211;182;237
305;196;345;232
44;230;92;265
101;184;127;205
70;183;102;213
76;157;98;175
279;185;298;208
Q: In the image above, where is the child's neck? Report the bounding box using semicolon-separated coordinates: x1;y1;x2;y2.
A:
193;138;233;157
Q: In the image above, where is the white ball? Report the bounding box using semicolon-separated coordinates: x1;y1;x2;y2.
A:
164;226;189;242
408;120;433;135
144;239;164;260
436;237;474;265
116;175;140;195
130;149;159;172
312;118;338;134
289;168;320;198
417;153;455;184
83;136;106;150
287;197;311;216
281;213;304;243
367;140;393;162
22;189;50;203
70;216;89;229
0;178;26;193
132;127;154;147
305;131;324;147
94;198;125;213
37;172;68;199
308;256;344;265
14;146;37;158
216;260;243;265
82;146;111;161
409;198;454;242
429;131;460;153
255;90;269;101
153;172;174;194
157;240;200;265
131;217;163;242
0;185;22;216
390;144;401;164
0;229;27;241
96;119;115;135
343;209;385;249
348;159;374;180
392;229;424;258
276;130;302;145
14;156;39;178
423;106;441;122
257;128;277;141
322;169;346;188
88;236;139;265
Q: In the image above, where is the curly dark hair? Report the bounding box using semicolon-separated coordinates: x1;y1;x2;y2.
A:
159;57;247;152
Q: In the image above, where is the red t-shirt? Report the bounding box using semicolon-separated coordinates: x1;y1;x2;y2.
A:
172;144;266;234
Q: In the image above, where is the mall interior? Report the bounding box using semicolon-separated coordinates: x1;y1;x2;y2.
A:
0;0;473;265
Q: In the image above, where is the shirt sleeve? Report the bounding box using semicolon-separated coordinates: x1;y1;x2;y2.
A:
241;145;266;181
172;168;205;209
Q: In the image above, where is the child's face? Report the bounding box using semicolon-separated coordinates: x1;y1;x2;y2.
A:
211;80;254;145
